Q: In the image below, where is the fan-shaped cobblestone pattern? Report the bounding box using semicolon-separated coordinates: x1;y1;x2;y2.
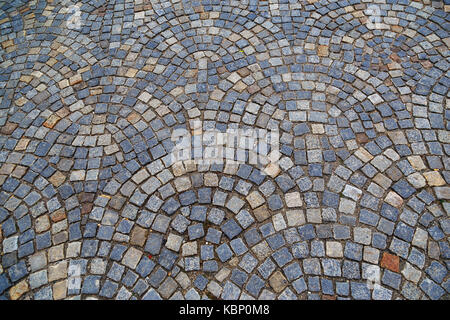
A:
0;0;449;300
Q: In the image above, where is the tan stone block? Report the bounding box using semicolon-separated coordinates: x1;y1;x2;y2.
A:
48;261;68;282
326;241;343;258
354;147;374;162
408;156;426;170
9;280;29;300
49;171;66;187
1;122;17;135
36;215;50;233
407;172;426;188
130;226;147;247
423;171;445;186
434;186;450;200
15;138;30;151
15;97;28;106
125;68;138;78
90;87;102;95
246;191;265;209
1;39;13;48
269;271;288;293
264;163;280;178
171;162;186;176
47;57;57;67
253;205;270;222
285;192;302;208
48;244;65;262
20;75;33;83
43;114;61;129
69;74;82;86
53;280;67;300
50;209;66;223
204;173;218;186
36;83;47;92
317;45;329;57
56;107;70;118
233;81;247;92
286;210;305;227
155;106;170;117
384;191;403;208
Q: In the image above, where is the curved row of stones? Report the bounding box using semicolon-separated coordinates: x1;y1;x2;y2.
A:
0;0;449;300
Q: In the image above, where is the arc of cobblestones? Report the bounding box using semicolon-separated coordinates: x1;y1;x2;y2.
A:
0;0;449;301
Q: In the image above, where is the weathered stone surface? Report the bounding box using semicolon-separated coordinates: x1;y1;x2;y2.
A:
0;0;447;302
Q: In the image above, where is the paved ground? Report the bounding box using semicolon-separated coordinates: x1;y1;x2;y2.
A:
0;0;449;301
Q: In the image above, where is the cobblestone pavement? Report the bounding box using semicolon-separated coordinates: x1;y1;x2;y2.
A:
0;0;449;301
